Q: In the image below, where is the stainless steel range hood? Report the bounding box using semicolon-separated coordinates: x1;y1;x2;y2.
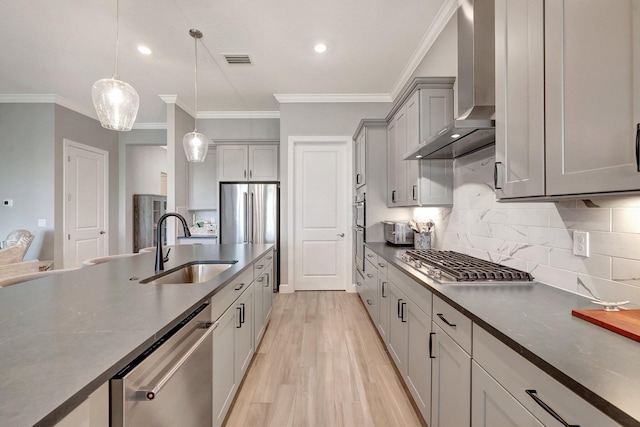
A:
404;0;495;160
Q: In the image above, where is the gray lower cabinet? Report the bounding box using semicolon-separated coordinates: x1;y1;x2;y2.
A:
471;361;543;427
53;382;109;427
473;326;621;427
235;283;255;381
376;273;389;343
431;322;471;427
387;281;408;374
212;301;238;427
254;262;273;347
404;297;432;423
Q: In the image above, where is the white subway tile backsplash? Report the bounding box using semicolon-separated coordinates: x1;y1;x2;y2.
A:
549;207;611;232
428;152;640;303
577;274;640;306
611;208;640;234
528;264;578;293
548;248;611;279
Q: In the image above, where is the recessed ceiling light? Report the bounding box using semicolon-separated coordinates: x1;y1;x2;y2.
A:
314;43;327;53
137;45;152;55
451;133;461;138
416;155;423;159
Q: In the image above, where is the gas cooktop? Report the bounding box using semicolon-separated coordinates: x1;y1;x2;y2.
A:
399;249;534;284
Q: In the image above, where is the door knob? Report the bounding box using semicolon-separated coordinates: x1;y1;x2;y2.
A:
99;231;106;235
337;233;345;237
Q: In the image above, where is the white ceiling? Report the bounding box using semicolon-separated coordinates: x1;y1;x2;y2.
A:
0;0;455;125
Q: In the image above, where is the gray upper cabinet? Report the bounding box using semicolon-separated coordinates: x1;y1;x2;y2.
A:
496;0;640;199
545;0;640;196
354;130;366;188
188;147;218;210
494;0;545;199
387;78;455;207
217;144;278;182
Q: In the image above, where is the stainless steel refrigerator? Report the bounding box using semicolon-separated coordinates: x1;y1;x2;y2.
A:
220;183;279;291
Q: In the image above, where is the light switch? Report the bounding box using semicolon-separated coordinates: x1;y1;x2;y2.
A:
3;199;13;207
38;219;46;227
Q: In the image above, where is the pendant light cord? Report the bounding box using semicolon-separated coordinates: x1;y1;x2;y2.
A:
193;34;198;132
114;0;119;79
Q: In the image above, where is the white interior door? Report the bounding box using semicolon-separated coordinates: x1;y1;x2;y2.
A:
293;140;348;291
64;140;108;268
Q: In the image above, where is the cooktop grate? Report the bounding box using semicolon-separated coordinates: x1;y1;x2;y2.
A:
405;249;534;282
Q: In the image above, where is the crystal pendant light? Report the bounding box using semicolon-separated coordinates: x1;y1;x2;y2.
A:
92;0;139;131
183;29;208;163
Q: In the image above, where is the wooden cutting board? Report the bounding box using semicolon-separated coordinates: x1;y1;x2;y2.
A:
572;309;640;343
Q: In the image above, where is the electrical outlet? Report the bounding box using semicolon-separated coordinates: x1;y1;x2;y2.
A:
573;230;590;257
38;219;46;227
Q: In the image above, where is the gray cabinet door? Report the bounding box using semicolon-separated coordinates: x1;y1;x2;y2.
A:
386;281;408;375
235;283;255;382
431;323;471;427
394;106;409;206
262;263;273;325
545;0;640;195
471;362;543;427
248;145;278;181
387;120;398;206
405;298;432;423
494;0;545;199
377;275;390;343
355;130;366;188
212;304;237;427
406;92;421;206
217;145;248;181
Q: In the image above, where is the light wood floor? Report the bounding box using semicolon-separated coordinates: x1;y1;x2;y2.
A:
224;291;425;427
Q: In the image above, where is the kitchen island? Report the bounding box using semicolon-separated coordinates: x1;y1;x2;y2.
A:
0;244;272;427
365;242;640;427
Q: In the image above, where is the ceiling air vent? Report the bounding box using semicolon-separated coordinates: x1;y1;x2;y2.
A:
223;54;252;65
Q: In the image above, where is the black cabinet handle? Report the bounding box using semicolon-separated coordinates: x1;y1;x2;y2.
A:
391;190;397;203
236;306;242;328
356;173;362;184
401;302;407;323
494;162;502;190
412;185;418;201
526;390;579;427
636;123;640;172
437;313;456;327
429;332;436;359
240;303;245;325
397;298;403;318
381;281;386;298
234;283;245;291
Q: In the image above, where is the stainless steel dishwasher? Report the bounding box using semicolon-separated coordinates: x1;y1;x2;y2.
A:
111;303;214;426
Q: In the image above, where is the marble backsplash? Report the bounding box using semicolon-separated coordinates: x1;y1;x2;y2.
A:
413;147;640;306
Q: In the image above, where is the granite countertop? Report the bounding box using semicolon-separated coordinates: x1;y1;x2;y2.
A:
366;242;640;427
0;244;271;427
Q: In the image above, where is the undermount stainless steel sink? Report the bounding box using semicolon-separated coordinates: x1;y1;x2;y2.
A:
140;261;238;285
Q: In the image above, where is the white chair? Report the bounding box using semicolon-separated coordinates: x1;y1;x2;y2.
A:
0;268;79;288
81;253;139;267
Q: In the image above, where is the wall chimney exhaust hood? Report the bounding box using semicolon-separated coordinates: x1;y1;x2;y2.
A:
404;0;495;160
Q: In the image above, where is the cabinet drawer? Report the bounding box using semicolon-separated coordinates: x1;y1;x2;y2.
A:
211;267;254;322
364;247;378;265
364;259;377;287
253;250;273;276
433;295;472;355
473;326;621;427
376;256;388;277
388;264;432;318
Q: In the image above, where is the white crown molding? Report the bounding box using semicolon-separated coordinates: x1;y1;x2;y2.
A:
198;111;280;119
273;93;392;104
0;94;97;120
390;0;459;100
132;122;168;130
158;94;194;117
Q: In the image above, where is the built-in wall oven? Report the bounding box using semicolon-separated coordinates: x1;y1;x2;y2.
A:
353;192;366;272
111;302;214;427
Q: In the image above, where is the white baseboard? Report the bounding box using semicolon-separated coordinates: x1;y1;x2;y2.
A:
278;283;294;293
346;282;356;293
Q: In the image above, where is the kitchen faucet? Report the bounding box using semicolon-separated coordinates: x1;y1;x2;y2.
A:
155;213;191;271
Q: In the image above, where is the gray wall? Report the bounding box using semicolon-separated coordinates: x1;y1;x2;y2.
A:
278;102;392;286
54;105;119;267
198;118;279;141
0;104;55;261
165;104;192;244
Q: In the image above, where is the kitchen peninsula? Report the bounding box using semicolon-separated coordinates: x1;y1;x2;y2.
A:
0;244;273;427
